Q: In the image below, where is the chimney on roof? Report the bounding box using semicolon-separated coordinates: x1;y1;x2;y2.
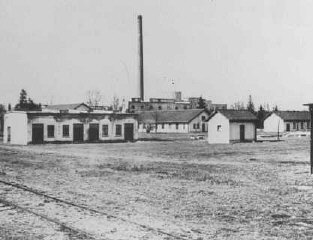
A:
138;15;144;101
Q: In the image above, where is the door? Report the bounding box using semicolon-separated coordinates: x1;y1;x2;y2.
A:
73;124;84;142
286;123;290;132
202;123;206;132
124;123;134;141
32;124;44;144
240;125;245;142
7;127;11;143
89;123;99;142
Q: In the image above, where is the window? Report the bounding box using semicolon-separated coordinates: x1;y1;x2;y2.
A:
175;106;178;110
115;124;122;136
47;125;55;138
131;105;135;109
197;123;200;129
162;124;164;129
293;122;297;129
193;123;197;129
176;123;179;129
158;106;162;110
102;125;108;137
141;105;144;109
63;125;69;137
183;105;187;110
201;116;206;121
301;122;304;130
217;125;222;131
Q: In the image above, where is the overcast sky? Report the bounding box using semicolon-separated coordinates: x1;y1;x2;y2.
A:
0;0;313;110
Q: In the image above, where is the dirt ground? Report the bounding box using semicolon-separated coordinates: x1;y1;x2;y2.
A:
0;137;313;239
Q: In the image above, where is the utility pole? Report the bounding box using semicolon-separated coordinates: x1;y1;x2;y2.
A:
304;103;313;174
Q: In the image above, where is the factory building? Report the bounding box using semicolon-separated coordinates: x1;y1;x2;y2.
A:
128;92;227;113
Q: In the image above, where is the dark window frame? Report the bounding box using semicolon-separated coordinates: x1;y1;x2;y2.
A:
102;124;109;137
115;124;122;136
47;125;55;138
63;125;69;137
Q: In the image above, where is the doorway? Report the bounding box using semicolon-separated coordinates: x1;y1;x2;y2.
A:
89;123;99;142
240;125;245;142
73;124;84;142
32;124;44;144
124;123;134;141
286;123;290;132
7;127;11;143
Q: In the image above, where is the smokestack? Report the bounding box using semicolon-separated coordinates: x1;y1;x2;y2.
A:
138;15;144;101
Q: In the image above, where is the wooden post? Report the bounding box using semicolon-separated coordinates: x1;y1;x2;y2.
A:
310;104;313;174
304;103;313;174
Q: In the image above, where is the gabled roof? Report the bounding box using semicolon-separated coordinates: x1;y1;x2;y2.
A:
270;111;310;121
138;109;208;123
208;109;257;122
45;103;91;111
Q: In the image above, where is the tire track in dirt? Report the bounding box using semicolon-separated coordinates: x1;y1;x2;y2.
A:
0;197;96;240
0;179;190;240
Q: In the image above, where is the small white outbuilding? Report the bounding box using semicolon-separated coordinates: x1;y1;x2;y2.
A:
207;110;257;144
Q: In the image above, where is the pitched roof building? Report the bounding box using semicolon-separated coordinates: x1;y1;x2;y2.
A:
207;110;257;144
138;109;210;133
43;103;92;112
263;111;310;133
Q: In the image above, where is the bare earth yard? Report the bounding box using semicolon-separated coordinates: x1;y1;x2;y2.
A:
0;138;313;239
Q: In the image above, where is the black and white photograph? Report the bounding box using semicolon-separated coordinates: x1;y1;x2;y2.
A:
1;1;313;239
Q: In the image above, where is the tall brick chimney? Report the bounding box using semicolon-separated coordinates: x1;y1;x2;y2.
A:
138;15;144;101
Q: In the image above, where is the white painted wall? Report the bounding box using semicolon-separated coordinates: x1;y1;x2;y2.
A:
5;113;138;144
207;112;230;144
229;122;256;141
263;114;285;132
3;112;28;145
157;123;189;133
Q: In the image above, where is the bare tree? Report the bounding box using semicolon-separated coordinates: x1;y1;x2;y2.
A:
247;95;255;113
112;95;120;111
86;90;102;107
230;101;245;110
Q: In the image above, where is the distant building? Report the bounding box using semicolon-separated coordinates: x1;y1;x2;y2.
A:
128;91;227;113
3;110;138;145
138;109;210;133
263;111;310;133
42;103;92;112
207;110;257;144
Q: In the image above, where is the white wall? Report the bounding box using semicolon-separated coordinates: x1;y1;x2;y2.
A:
207;112;230;144
3;112;28;145
157;123;189;133
23;114;138;144
263;113;285;132
230;122;256;141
